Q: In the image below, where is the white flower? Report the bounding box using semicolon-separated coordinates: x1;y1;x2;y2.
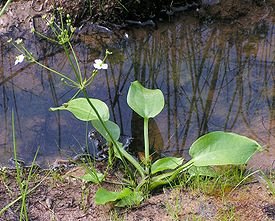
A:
15;38;23;44
93;59;108;70
15;54;25;65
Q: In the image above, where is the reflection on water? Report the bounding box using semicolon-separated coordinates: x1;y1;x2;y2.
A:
0;15;274;169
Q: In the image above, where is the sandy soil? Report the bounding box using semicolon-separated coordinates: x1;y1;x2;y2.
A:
0;167;274;221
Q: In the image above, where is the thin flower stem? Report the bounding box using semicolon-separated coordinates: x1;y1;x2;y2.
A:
63;45;82;84
33;60;79;87
49;23;62;39
12;43;25;55
69;42;83;83
70;89;82;100
0;0;12;16
85;70;98;86
32;31;59;44
59;10;64;31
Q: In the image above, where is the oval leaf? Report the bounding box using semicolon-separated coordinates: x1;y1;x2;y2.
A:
92;120;120;142
127;81;164;118
151;157;184;175
50;98;109;122
189;131;262;166
80;172;104;184
115;191;143;207
95;188;132;205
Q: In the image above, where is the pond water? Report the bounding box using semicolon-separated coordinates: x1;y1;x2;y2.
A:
0;14;274;169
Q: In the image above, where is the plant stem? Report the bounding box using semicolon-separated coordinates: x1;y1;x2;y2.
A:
148;160;194;190
0;174;49;217
82;89;145;180
69;42;83;83
144;117;150;171
33;60;78;87
0;0;12;17
12;111;25;220
63;45;82;84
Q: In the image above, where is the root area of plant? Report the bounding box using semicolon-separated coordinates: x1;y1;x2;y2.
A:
0;167;274;221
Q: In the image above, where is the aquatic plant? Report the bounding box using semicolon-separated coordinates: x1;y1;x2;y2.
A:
9;9;263;208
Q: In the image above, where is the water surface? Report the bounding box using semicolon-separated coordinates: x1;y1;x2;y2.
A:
0;15;274;169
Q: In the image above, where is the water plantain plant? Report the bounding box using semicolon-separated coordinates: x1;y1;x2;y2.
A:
9;9;263;208
50;81;263;207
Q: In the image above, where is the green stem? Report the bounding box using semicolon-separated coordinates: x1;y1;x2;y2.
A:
68;42;83;83
32;31;59;44
144;117;150;170
12;111;25;220
33;60;79;87
59;9;64;31
22;147;40;220
0;0;12;16
0;174;49;217
11;111;24;193
117;144;145;178
82;89;145;180
148;160;194;190
63;45;82;84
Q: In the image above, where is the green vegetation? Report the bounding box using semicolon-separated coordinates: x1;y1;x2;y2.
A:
260;170;275;196
164;188;181;221
0;0;12;17
0;112;47;220
7;8;263;211
181;165;248;196
12;110;39;221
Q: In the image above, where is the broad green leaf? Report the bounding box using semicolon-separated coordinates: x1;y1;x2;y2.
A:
95;188;132;205
188;166;217;177
80;172;104;184
189;131;262;167
115;191;144;207
127;81;164;118
151;157;184;175
50;98;109;121
92;120;120;142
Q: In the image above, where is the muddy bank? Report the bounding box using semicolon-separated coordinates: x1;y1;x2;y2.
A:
0;0;274;33
34;0;275;24
0;167;274;221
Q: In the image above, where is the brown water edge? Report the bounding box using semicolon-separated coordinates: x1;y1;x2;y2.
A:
1;0;275;33
0;166;274;221
0;0;194;33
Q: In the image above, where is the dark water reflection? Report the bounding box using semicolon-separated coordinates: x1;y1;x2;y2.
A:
0;15;274;169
